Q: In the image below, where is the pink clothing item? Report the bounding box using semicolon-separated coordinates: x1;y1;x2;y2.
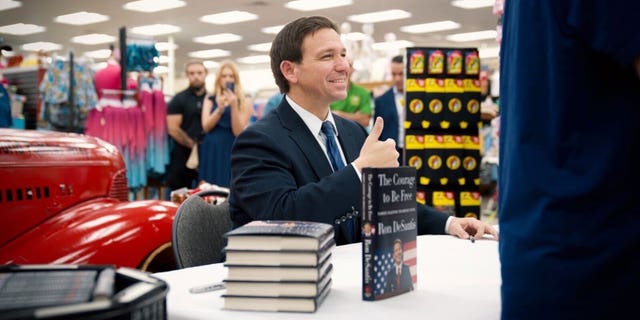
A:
93;61;138;98
94;62;121;99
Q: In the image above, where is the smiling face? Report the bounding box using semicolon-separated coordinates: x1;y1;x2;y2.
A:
286;27;349;112
393;241;403;265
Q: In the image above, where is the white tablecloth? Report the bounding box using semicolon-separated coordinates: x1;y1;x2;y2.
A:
153;235;501;319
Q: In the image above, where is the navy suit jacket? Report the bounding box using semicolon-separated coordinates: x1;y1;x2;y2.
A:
373;88;399;142
386;263;413;293
229;98;448;245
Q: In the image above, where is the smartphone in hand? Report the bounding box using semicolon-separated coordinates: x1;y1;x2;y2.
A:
225;82;235;93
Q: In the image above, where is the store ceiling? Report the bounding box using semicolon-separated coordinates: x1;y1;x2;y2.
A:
0;0;500;75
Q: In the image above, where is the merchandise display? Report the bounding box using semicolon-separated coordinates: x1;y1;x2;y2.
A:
404;47;482;219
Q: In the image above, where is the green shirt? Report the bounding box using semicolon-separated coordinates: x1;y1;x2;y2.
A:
330;82;372;115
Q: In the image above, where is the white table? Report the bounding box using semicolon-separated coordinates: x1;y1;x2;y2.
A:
154;235;501;319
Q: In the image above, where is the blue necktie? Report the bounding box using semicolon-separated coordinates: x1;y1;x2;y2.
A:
321;121;345;172
322;121;355;242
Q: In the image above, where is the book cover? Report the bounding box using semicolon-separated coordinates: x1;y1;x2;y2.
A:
361;166;418;301
223;266;332;298
222;278;332;313
224;220;334;251
225;254;332;281
224;239;335;267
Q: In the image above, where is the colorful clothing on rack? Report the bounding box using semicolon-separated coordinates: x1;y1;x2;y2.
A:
138;76;169;176
85;93;147;190
39;56;98;132
126;44;159;72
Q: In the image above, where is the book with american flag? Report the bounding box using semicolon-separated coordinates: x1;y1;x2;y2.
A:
361;166;418;301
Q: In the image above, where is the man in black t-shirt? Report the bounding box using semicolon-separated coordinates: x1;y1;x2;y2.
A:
166;60;207;194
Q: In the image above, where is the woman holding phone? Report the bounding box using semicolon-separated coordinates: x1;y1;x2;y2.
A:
199;60;253;187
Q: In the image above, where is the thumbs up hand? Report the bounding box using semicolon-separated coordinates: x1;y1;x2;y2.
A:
353;117;399;170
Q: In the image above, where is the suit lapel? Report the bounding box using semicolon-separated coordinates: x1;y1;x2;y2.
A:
277;100;333;178
334;118;360;163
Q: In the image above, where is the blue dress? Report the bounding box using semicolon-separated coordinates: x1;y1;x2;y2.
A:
198;96;235;187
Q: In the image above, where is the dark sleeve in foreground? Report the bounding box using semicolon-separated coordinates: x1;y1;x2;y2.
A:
417;204;448;235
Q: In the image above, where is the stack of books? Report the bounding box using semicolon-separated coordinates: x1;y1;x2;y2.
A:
222;220;335;313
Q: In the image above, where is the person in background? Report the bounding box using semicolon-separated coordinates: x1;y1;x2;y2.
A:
499;1;640;319
199;60;253;188
166;60;207;194
229;16;498;245
329;57;372;129
262;91;284;116
373;55;405;162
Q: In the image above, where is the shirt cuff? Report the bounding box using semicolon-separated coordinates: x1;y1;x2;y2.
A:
444;216;453;234
350;163;362;181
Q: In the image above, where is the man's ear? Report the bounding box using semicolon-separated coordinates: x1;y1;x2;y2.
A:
280;60;298;84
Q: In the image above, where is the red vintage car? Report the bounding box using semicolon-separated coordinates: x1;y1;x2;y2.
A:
0;128;179;272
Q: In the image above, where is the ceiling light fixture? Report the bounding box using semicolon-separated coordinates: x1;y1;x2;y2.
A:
123;0;185;13
71;33;116;45
0;0;21;12
261;25;284;35
451;0;495;9
285;0;352;12
130;24;181;36
200;11;258;25
84;49;113;59
54;11;109;25
371;40;414;51
156;55;170;64
189;49;230;59
21;41;61;52
344;32;367;41
91;62;108;71
348;9;411;24
237;55;271;64
194;33;242;45
203;60;219;69
155;42;178;51
0;23;45;35
400;20;461;34
247;42;272;52
446;30;497;42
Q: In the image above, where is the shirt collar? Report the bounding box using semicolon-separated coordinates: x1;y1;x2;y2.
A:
285;95;339;137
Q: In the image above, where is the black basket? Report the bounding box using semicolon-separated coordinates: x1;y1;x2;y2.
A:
0;264;168;320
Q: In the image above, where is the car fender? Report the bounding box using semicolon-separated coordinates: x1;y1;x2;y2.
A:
0;198;179;269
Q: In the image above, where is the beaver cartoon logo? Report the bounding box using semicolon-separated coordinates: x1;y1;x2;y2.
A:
408;155;423;169
446;155;461;170
467;99;480;114
448;98;462;113
464;212;478;219
429;99;443;114
409;99;424;114
463;156;477;171
427;155;442;170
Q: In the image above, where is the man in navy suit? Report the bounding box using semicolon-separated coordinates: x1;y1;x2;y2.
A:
374;55;404;162
229;16;498;245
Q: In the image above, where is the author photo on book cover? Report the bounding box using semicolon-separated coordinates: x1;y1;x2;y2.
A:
385;239;413;293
